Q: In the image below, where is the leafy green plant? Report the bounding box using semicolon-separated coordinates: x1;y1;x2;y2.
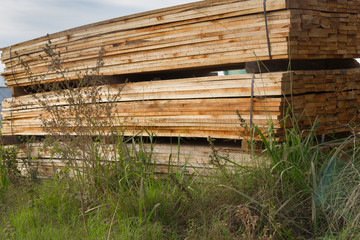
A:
0;145;19;188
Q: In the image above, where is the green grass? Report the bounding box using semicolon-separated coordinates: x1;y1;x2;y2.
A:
1;125;360;239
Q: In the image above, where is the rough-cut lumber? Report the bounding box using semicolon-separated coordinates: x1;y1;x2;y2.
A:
2;0;359;179
13;141;257;177
0;97;282;139
2;69;359;139
1;0;360;87
4;68;360;111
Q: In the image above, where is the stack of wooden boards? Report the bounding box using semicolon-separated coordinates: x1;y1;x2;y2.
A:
1;0;360;86
1;0;360;174
2;69;360;139
13;141;255;177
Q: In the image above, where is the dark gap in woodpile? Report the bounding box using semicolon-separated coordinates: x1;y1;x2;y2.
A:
245;58;360;73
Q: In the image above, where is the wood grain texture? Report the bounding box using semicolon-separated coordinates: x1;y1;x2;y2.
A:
2;69;359;139
1;0;360;87
12;141;258;177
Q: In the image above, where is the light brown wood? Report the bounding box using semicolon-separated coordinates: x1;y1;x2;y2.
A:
1;0;360;87
2;69;359;139
12;141;260;177
2;0;359;178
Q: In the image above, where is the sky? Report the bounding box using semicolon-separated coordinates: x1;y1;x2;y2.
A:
0;0;199;86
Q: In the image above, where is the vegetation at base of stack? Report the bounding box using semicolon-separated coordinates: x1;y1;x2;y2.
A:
1;124;360;239
0;145;19;189
2;43;360;239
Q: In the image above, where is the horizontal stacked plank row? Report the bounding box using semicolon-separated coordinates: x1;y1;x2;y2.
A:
2;69;359;139
3;68;360;109
13;142;255;177
1;0;360;87
1;74;284;139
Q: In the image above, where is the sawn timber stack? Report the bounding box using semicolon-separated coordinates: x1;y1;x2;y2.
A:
2;69;360;140
12;141;256;177
1;0;360;87
1;0;360;176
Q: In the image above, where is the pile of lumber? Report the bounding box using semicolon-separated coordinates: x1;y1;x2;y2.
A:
2;69;360;139
13;141;255;177
1;0;360;174
1;0;360;86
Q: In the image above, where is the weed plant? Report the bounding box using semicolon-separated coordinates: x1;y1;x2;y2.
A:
1;123;360;239
0;145;19;189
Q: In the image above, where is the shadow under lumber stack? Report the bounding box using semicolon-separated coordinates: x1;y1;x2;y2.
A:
1;0;360;176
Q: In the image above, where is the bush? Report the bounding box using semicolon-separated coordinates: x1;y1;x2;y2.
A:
0;145;20;188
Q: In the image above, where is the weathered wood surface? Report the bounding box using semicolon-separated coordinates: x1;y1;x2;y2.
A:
1;0;360;87
13;141;257;177
2;69;359;139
